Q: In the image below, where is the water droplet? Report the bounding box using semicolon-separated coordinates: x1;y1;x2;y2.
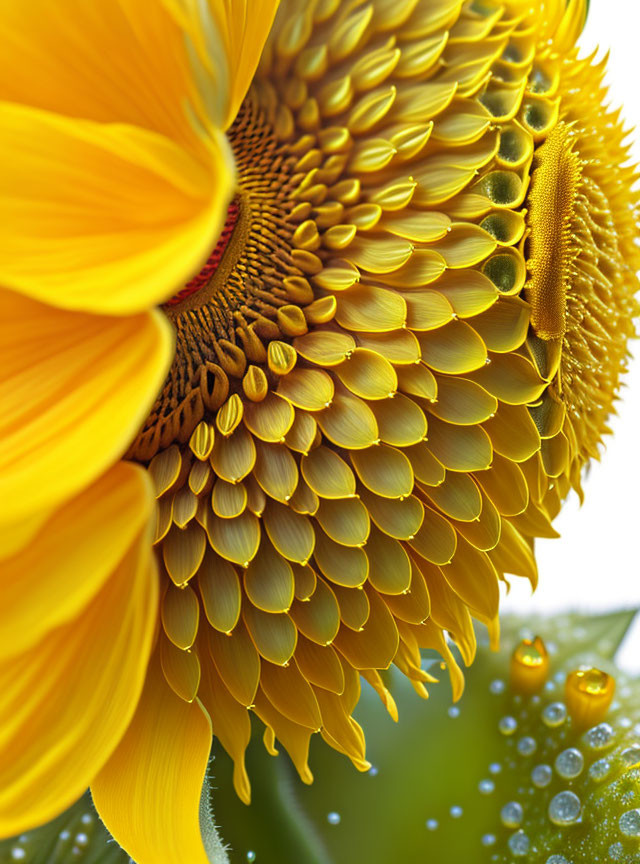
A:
327;811;341;826
573;667;610;695
481;834;496;847
478;779;495;795
619;809;640;837
531;764;553;788
500;801;523;828
517;736;537;756
425;819;438;831
621;744;640;766
584;722;615;751
514;638;547;668
448;706;460;719
511;637;549;694
508;830;530;856
589;757;611;782
80;814;93;826
555;748;584;779
74;833;89;847
608;842;624;861
619;717;633;730
10;850;26;861
59;831;71;841
542;702;567;728
546;857;571;864
246;853;256;863
489;679;506;694
368;765;378;777
489;762;502;775
548;791;581;825
499;716;518;736
450;806;463;819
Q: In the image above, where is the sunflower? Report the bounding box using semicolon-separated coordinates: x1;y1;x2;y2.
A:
1;0;638;862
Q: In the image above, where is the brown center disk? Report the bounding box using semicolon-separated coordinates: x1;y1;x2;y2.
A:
131;101;304;462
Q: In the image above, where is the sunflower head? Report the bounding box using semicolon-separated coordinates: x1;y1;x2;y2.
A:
116;0;640;803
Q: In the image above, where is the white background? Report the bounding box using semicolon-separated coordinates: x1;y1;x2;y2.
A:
500;0;640;668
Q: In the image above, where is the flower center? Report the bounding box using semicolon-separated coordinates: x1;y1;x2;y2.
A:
131;100;307;461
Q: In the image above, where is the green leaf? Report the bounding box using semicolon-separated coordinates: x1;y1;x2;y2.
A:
567;607;637;661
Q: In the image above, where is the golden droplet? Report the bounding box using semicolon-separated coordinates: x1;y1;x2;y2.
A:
565;667;615;729
510;636;549;694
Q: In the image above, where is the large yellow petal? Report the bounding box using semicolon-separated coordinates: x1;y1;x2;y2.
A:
0;0;213;149
0;289;172;523
0;462;154;654
92;653;213;864
208;0;281;128
0;502;158;837
172;0;280;129
0;102;233;314
0;511;51;560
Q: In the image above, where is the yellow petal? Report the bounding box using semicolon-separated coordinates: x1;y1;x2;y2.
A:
0;502;158;836
207;620;260;706
335;349;398;400
1;0;213;147
92;653;213;864
301;446;357;499
199;550;242;633
553;0;587;52
0;510;51;561
0;102;233;314
243;604;298;665
264;501;316;563
0;462;154;656
316;497;370;547
314;530;369;588
205;0;281;128
369;394;428;447
244;539;296;613
333;583;370;630
316;394;379;449
198;653;253;803
0;291;172;523
290;578;341;645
